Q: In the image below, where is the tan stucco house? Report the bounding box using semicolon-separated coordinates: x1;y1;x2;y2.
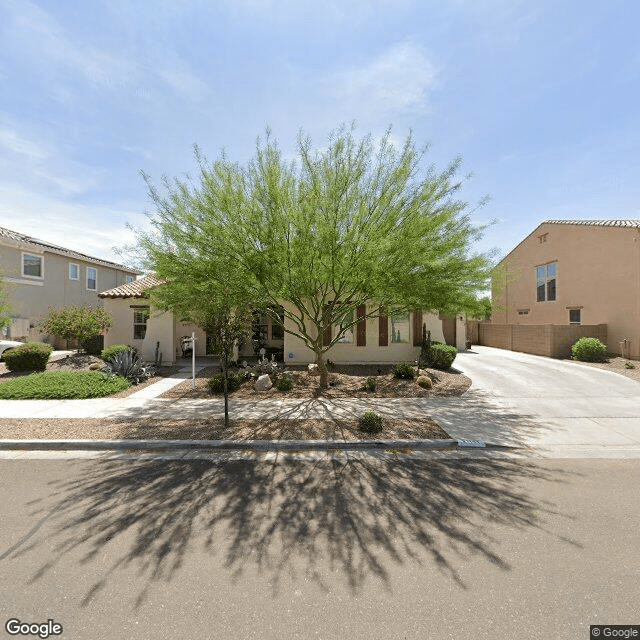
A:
0;226;139;346
492;219;640;358
99;275;463;364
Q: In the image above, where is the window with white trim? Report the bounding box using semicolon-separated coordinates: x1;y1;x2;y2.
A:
86;267;97;291
569;309;581;325
69;263;79;280
536;262;557;302
133;307;149;340
22;253;43;278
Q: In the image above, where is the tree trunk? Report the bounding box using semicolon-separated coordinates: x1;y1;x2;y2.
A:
316;351;329;388
222;353;229;429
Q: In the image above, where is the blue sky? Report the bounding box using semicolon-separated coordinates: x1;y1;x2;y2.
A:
1;0;638;267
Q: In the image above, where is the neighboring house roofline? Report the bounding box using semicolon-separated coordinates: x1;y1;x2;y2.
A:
0;225;140;273
98;274;163;298
496;219;640;267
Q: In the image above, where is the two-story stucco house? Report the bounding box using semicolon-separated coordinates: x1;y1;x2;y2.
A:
0;226;139;346
492;219;640;358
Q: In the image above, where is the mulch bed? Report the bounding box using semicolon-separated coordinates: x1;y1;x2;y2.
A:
0;416;450;441
162;364;471;400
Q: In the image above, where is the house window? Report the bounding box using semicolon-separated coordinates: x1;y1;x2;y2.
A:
86;267;97;291
133;308;149;340
271;306;285;340
126;275;135;284
390;310;409;343
518;309;529;316
334;309;354;343
538;233;548;244
69;263;79;280
22;253;43;278
536;262;557;302
569;309;581;325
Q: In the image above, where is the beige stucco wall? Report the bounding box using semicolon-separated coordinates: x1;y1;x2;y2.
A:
492;223;640;357
0;239;136;345
282;302;445;364
103;300;214;363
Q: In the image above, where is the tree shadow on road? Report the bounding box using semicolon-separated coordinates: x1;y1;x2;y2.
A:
9;454;580;608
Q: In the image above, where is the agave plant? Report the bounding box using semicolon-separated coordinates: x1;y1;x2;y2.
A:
103;350;155;384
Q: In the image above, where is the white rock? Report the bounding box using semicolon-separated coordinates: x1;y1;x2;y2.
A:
254;374;273;391
307;363;318;374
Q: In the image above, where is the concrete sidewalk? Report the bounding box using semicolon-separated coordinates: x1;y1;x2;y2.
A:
1;347;640;457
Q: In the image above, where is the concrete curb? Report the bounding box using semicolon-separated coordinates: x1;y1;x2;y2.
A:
0;438;505;452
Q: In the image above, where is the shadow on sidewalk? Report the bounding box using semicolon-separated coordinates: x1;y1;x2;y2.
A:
8;454;581;608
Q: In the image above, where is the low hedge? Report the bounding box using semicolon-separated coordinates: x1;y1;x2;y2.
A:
423;341;458;370
393;362;415;380
359;412;383;434
428;343;458;370
572;337;608;362
101;344;136;361
0;371;130;399
3;342;53;372
208;372;245;394
276;374;294;392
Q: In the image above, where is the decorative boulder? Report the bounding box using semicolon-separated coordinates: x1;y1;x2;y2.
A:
307;363;319;375
254;374;272;392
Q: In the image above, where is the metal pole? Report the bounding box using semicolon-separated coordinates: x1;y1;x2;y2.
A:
192;331;196;390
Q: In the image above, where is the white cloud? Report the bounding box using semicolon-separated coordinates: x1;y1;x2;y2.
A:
0;119;101;197
0;182;144;264
323;42;439;117
0;128;50;162
2;0;208;97
157;63;209;99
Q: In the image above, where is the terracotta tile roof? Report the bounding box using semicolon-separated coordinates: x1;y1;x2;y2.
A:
542;219;640;228
98;274;163;298
0;225;140;272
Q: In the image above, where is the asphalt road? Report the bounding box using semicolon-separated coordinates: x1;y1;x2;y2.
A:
1;455;639;640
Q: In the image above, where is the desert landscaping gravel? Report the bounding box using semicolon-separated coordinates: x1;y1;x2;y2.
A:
565;355;640;383
162;364;472;399
0;416;450;441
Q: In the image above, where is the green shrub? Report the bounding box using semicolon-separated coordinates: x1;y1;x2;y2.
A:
572;337;608;362
393;362;415;379
625;361;635;369
3;342;53;372
0;371;130;399
81;335;104;356
359;412;383;434
364;376;376;392
416;375;432;389
101;344;136;361
276;374;294;392
208;372;244;393
40;305;112;351
426;343;458;370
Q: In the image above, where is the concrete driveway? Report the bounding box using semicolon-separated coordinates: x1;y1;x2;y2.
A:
441;346;640;456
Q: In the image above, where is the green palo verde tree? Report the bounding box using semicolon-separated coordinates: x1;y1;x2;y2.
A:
134;125;493;387
142;266;253;429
